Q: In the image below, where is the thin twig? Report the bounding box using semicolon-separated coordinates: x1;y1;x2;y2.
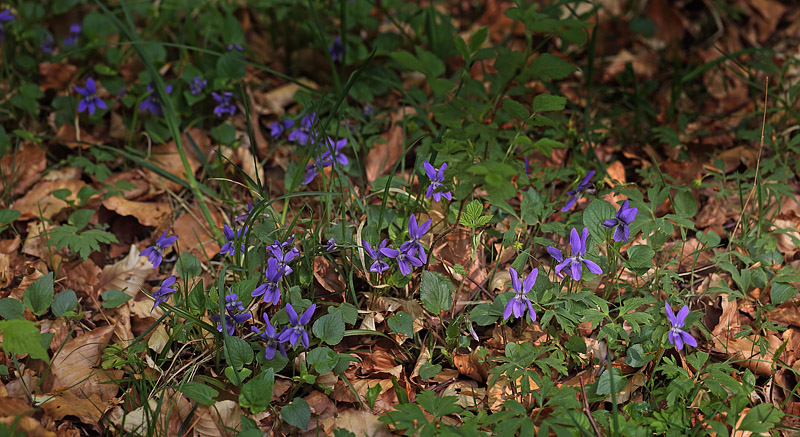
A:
580;375;602;437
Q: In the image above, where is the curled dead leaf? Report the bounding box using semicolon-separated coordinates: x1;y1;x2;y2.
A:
0;143;46;196
102;196;171;228
12;179;87;220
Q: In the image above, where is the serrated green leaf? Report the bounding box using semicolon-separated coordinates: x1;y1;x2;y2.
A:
177;253;201;278
420;271;453;314
532;138;565;155
502;99;529;120
583;199;616;246
68;209;94;230
239;369;274;414
312;311;344;346
217;52;245;79
418;362;442;380
532;94;566;113
101;289;131;308
673;190;698;218
282;397;311;429
390;50;424;73
307;347;337;374
596;367;626;395
626;245;655;275
469;26;488;52
0;298;25;320
387;311;413;338
770;281;795;305
0;319;49;361
0;209;20;225
24;272;53;316
180;382;218;406
529;53;577;81
51;290;78;317
225;336;254;371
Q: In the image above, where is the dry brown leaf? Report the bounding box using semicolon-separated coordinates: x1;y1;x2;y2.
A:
441;380;486;409
454;352;488;382
193;400;241;437
103;196;171;227
104;170;150;199
60;259;101;303
0;416;56;437
39;62;77;92
323;409;391;437
0;143;46;196
96;245;153;297
12;179;87;220
173;204;223;259
314;256;346;294
144;131;205;192
51;325;120;401
39;392;106;425
108;391;192;436
257;78;318;115
366;106;416;183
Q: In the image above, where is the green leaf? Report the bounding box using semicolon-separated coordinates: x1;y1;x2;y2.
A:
24;272;54;316
0;319;49;361
389;51;425;73
673;190;698;218
626;245;655;275
387;311;413;338
625;344;650;367
418;362;442;380
532;138;565;155
187;280;207;315
331;303;358;325
529;53;577;81
282;397;311;429
180;382;218;406
596;367;626;395
469;26;489;52
770;281;795;305
225;336;254;371
502;99;529;120
51;290;78;317
217;52;245;79
307;347;338;374
101;289;132;308
68;209;94;230
177;253;201;278
737;403;783;433
415;48;445;78
583;199;616;246
312;311;345;346
0;209;20;225
239;369;274;414
0;298;25;320
532;94;567;113
420;271;453;314
470;302;502;326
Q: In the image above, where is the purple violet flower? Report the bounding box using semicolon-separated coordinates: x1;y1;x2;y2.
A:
395;245;423;276
326;238;336;252
269;120;295;138
63;23;81;46
400;214;431;264
524;157;531;177
251;258;284;305
73;78;108;116
561;171;595;212
329;36;344;62
140;83;172;115
302;137;348;185
502;267;537;321
268;236;299;276
214;293;251;335
41;35;55;54
666;302;698;351
212;91;236;117
278;303;316;349
151;276;177;311
220;224;248;256
0;10;14;41
190;76;206;96
252;315;287;359
227;44;243;52
423;161;452;202
235;200;270;222
550;228;603;281
140;228;178;269
602;200;638;242
363;239;399;274
288;114;317;146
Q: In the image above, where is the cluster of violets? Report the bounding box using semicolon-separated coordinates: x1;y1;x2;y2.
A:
499;171;696;351
363;214;430;275
139;219;318;359
71;77;234;118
